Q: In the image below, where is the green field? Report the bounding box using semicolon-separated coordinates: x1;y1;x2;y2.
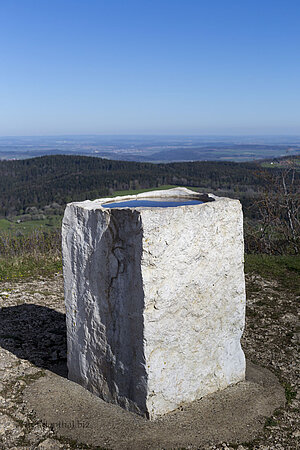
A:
0;215;62;234
261;158;300;169
111;185;180;197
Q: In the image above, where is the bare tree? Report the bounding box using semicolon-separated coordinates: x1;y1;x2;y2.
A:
246;159;299;254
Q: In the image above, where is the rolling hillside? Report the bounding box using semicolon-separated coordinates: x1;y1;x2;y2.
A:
0;154;274;217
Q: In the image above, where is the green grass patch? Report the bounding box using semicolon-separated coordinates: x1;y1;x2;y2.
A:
0;219;13;231
261;159;300;169
245;254;300;294
0;216;62;235
0;254;62;282
264;417;277;428
111;185;178;197
284;382;297;404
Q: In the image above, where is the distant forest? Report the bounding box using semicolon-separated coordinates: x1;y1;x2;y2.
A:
0;154;297;217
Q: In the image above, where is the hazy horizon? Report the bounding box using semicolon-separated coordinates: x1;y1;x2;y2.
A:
1;133;300;139
1;134;299;163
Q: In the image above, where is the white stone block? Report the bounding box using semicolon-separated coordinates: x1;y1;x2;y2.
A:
62;188;246;419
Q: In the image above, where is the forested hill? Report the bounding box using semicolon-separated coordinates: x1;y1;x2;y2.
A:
0;154;277;217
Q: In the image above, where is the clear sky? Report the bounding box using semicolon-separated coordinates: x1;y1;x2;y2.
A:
0;0;299;136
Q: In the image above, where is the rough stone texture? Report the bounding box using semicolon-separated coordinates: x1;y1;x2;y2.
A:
62;187;246;419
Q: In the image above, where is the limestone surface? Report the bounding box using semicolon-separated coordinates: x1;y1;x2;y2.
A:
62;187;246;419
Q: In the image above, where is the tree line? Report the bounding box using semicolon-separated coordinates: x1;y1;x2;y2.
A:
0;154;299;254
0;154;276;217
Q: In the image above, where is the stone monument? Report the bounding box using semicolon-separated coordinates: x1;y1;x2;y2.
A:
62;187;246;419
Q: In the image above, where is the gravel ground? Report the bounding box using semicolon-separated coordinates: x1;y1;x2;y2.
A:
0;273;299;449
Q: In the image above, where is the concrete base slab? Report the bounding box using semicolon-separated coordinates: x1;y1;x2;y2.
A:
24;361;285;449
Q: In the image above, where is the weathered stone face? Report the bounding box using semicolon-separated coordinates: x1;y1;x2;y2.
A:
62;188;246;419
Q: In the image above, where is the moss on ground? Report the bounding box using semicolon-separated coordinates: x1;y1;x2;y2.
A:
245;254;300;294
0;255;62;282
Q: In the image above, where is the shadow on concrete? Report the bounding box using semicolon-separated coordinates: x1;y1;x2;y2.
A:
0;304;67;377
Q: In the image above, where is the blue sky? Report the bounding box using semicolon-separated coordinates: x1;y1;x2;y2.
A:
0;0;299;135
